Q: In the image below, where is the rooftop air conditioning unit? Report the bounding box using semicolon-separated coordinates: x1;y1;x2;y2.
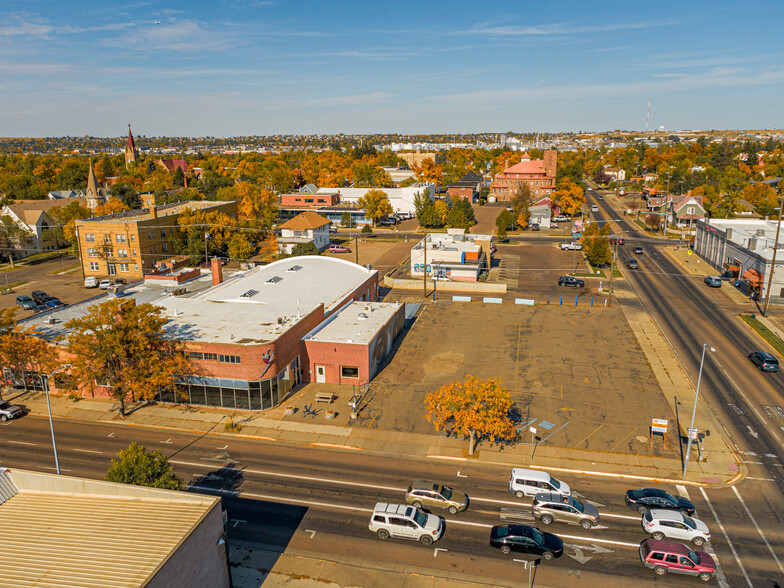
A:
47;316;56;325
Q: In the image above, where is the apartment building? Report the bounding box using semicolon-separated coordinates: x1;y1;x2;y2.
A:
490;151;557;201
75;201;237;281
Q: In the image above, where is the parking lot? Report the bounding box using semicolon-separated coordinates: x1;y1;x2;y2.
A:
359;301;678;458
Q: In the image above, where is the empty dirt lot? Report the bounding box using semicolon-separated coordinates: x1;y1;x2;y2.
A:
362;301;678;458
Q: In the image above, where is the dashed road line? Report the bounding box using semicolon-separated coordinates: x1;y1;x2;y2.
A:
731;486;784;576
699;487;750;587
6;440;36;446
72;448;102;454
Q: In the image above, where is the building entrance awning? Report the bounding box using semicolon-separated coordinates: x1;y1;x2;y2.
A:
742;268;764;285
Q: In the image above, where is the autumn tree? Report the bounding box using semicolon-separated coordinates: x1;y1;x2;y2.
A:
358;189;393;226
105;442;185;490
0;308;56;390
581;221;612;266
93;197;129;217
553;177;586;216
425;375;516;455
46;201;92;253
434;200;450;226
510;184;532;219
742;183;779;217
65;299;191;416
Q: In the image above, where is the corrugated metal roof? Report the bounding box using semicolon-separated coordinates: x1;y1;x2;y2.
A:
0;491;215;588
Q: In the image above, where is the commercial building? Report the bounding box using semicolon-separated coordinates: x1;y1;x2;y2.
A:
75;200;237;281
397;151;438;168
447;171;484;202
277;210;331;254
410;229;492;282
490;151;557;201
25;256;401;410
694;218;784;302
316;183;434;216
0;467;229;588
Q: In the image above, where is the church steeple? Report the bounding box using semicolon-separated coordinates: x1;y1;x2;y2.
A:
125;123;138;169
85;159;102;209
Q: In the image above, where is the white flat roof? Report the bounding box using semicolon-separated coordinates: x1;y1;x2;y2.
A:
702;218;784;261
304;301;400;345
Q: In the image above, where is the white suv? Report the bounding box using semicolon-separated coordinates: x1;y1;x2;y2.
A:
642;509;711;546
369;502;444;545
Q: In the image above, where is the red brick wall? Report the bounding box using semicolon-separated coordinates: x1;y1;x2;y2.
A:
448;187;474;200
304;341;370;385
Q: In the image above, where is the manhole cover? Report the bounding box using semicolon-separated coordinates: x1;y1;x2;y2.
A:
635;436;649;443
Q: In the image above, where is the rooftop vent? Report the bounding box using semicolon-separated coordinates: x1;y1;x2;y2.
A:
358;313;368;320
265;276;282;284
240;288;259;298
287;265;303;272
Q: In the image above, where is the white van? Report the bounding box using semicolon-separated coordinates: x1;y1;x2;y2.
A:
84;276;99;288
509;468;571;499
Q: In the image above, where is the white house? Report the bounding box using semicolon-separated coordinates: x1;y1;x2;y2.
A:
316;183;434;216
277;211;331;255
0;197;88;256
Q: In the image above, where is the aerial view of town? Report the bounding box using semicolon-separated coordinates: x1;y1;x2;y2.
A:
1;2;783;588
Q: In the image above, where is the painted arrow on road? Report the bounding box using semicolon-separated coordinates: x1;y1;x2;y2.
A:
564;543;614;564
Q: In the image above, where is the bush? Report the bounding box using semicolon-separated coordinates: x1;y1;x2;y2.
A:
361;224;372;233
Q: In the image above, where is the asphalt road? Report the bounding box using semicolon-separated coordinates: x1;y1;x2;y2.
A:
1;413;781;587
589;189;784;587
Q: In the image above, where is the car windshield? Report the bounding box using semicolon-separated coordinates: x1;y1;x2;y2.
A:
682;515;697;529
548;475;561;490
440;485;453;500
521;526;545;545
687;547;700;564
0;401;9;409
413;510;428;527
572;498;585;513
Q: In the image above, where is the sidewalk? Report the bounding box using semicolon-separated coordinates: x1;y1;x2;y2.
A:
8;378;741;487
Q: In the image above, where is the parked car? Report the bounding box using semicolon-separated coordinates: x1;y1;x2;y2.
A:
489;525;563;560
626;257;639;269
15;295;35;310
0;400;23;422
532;493;599;529
531;224;540;231
609;236;625;245
431;274;450;282
31;290;49;303
558;275;585;288
84;276;99;288
560;242;583;251
32;304;49;313
625;488;695;516
748;351;779;373
598;195;604;200
642;509;710;546
329;225;338;234
405;481;468;514
377;217;397;227
44;297;65;309
633;246;644;254
591;205;599;213
369;502;444;545
639;539;716;581
329;244;351;253
98;280;114;289
703;276;722;288
553;215;570;223
509;468;571;499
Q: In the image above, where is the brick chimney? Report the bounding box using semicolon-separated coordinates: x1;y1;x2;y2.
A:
149;206;158;219
211;258;224;286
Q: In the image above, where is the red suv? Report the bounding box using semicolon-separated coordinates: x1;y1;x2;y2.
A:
639;539;715;581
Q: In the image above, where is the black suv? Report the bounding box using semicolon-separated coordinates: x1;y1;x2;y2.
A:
748;351;779;373
558;276;584;288
31;290;49;303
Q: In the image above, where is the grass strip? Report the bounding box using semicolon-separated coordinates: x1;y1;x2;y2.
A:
740;314;784;357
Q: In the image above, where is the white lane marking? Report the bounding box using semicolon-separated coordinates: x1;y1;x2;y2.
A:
557;533;638;548
304;529;316;539
40;466;71;472
433;547;447;557
457;471;467;478
72;448;102;454
731;486;784;575
6;440;36;446
217;444;228;450
160;438;173;444
699;487;749;588
676;485;691;500
746;426;759;439
745;476;775;481
108;432;115;437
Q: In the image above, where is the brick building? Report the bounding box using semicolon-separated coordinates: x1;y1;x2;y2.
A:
75;201;236;281
490;151;557;201
447;171;484;202
24;256;403;411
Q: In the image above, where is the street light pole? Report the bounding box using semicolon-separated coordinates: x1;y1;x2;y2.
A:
762;192;784;316
44;363;71;475
683;344;714;475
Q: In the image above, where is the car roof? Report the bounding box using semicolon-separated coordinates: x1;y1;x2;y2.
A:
756;351;777;360
373;502;414;516
511;468;550;482
647;509;684;521
644;539;691;555
534;492;570;504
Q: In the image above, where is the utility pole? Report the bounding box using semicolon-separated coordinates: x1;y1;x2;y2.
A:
608;239;617;305
423;233;427;299
354;235;358;265
204;230;210;266
762;192;784;316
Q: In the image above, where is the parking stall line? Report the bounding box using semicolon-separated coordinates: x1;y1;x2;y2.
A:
731;485;784;575
699;487;751;588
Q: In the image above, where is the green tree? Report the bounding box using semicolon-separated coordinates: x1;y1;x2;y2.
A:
227;232;255;261
581;222;612;266
340;211;353;228
172;167;185;188
425;375;516;455
292;242;319;256
446;202;473;230
357;189;393;225
511;184;532;219
495;209;515;234
45;201;92;253
105;442;185;490
66;299;192;416
112;184;142;210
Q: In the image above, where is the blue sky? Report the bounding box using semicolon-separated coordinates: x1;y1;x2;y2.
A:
1;0;782;137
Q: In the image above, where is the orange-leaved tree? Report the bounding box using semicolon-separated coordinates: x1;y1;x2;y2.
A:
65;299;191;416
425;375;516;455
0;309;57;392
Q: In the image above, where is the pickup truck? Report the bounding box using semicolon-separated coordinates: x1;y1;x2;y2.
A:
560;242;583;251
